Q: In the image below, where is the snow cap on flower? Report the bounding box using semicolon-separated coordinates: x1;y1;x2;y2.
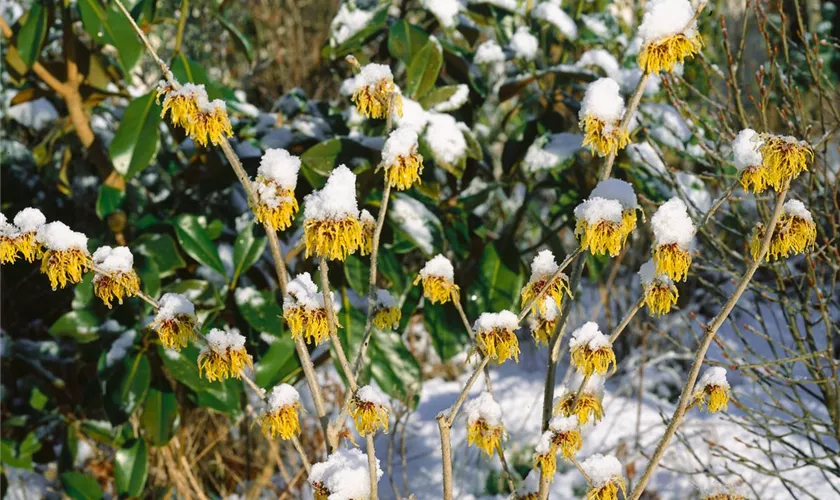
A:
581;453;624;487
590;179;638;210
651;197;695;249
309;448;383;500
419;254;455;281
511;27;539;61
638;0;698;44
529;250;559;281
344;63;394;96
569;322;609;351
382;127;419;167
267;383;300;412
375;289;397;309
732;129;763;171
697;366;730;391
579;78;625;123
198;328;252;381
549;414;579;434
92;246;134;273
638;259;672;287
783;199;813;222
574;197;623;225
303;165;359;221
473;310;518;333
285;272;327;310
156;293;196;321
13;207;46;233
464;391;502;426
258;148;300;189
474;39;505;64
350;384;391;435
37;221;88;252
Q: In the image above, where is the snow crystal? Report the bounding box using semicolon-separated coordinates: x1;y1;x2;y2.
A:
533;2;578;40
463;391;502;426
424;113;467;164
36;221;88;252
395;98;428;133
783;199;813;222
576;49;619;78
105;329;136;368
375;289;397;309
419;254;454;280
549;414;579;433
303;165;359;221
331;4;374;45
569;321;609;350
357;385;389;408
267;383;300;411
421;0;459;28
258;148;300;189
530;250;559;281
432;84;469;112
638;259;673;286
732;129;763;171
638;0;698;44
473;310;518;333
156;293;195;321
13;208;45;233
590;178;638;210
580;453;623;487
389;196;434;255
574;197;623;225
696;367;729;390
474;40;505;64
579;78;625;123
518;470;541;495
651;197;696;248
539;298;559;321
382;127;419;167
92;246;134;273
285;272;327;310
510;27;539;61
309;448;382;500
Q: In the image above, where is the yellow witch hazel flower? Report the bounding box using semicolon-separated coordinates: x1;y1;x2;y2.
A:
283;273;333;345
553;374;605;425
253;148;300;231
514;470;541;500
637;0;703;74
464;392;505;457
702;488;748;500
758;134;813;190
638;260;678;317
347;63;403;119
533;415;583;482
473;310;520;364
580;454;627;500
0;214;19;265
158;81;202;129
732;129;769;193
260;384;302;440
350;385;390;436
158;81;233;147
381;126;424;190
590;179;640;241
303;165;364;261
372;289;401;330
569;322;616;376
0;208;46;264
692;367;731;413
750;200;817;261
575;197;626;257
197;328;253;382
36;222;91;290
414;254;460;304
530;296;559;347
521;250;572;317
651;197;696;282
359;209;375;256
309;448;383;500
151;293;197;350
579;78;630;157
91;246;140;308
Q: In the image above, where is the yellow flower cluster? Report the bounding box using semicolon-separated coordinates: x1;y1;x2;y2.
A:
360;210;375;256
476;328;520;364
643;282;679;317
554;390;604;426
586;479;627;500
0;231;41;264
284;305;331;345
351;66;404;119
571;344;616;377
253;181;298;231
695;383;731;413
158;82;233;147
758;135;813;190
197;329;253;382
639;33;703;73
576;219;625;257
153;314;197;350
739;166;769;194
260;403;301;440
372;305;401;330
350;387;390;436
520;274;572;317
385;149;424;191
304;218;363;261
581;115;631;158
41;249;91;290
653;243;692;282
467;418;504;457
749;210;817;262
94;271;141;309
415;274;460;304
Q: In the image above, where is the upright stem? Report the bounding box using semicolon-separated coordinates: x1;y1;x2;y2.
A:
437;417;454;500
366;434;379;500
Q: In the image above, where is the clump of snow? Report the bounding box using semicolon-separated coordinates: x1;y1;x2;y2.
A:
469;0;519;10
732;129;763;171
529;249;559;281
331;4;374;45
638;0;698;44
517;470;541;495
783;199;813;222
590;179;638;210
432;84;469;112
569;321;609;350
36;222;88;252
360;209;375;225
303;165;359;221
375;289;397;309
389;196;435;255
638;259;673;286
651;197;696;248
203;328;246;355
92;246;134;273
424;113;467;165
310;448;383;500
267;383;300;411
357;385;389;408
463;391;502;426
156;293;195;321
581;14;611;37
473;310;518;333
539;298;559;321
382;127;419;167
579;78;625;122
696;367;729;390
510;27;539;61
258;148;300;188
574;197;623;225
524;134;583;172
474;40;505;64
419;254;454;281
549;414;579;433
285;272;328;310
535;430;555;454
576;49;619;78
342;63;395;96
580;453;623;487
421;0;459;28
395;98;428;133
105;329;136;368
13;208;46;233
533;2;578;40
234;287;266;307
571;371;605;395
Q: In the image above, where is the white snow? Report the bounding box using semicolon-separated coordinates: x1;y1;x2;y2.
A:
696;367;730;390
463;391;503;426
549;414;579;433
619;68;662;95
469;0;519;11
473;310;518;333
576;49;619;78
357;385;389;408
360;209;375;225
783;199;813;222
518;469;541;495
155;293;195;321
234;287;266;307
12;208;46;233
303;165;359;221
419;254;454;281
638;0;698;44
342;63;394;96
258;148;300;189
395;98;429;133
580;453;623;487
581;14;611;37
432;84;469;112
105;329;136;368
382;127;419;167
7;98;59;130
331;4;374;45
202;328;246;355
651;197;696;248
579;78;625;123
569;321;610;350
732;129;763;171
524;133;583;172
529;249;559;281
421;0;459;28
533;2;578;40
36;222;88;252
638;259;673;286
590;179;638;210
389;195;435;255
574;197;623;225
92;246;134;273
474;40;505;64
285;272;328;310
309;448;383;500
424;113;467;165
267;383;300;411
534;430;555;454
510;27;539;61
375;289;397;309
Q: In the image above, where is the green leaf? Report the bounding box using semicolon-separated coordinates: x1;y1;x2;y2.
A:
369;329;422;406
17;3;48;69
231;222;266;289
173;214;227;278
327;5;389;59
61;472;104;500
29;387;48;410
300;138;378;184
235;288;283;334
470;242;524;315
95;185;126;219
387;20;429;64
158;345;241;417
115;439;148;497
105;353;151;424
213;10;254;62
406;41;443;99
110;90;161;178
49;309;99;343
418;85;463;109
141;387;179;446
133;233;186;277
78;0;144;74
343;254;369;295
0;433;40;470
171;55;222;100
423;304;468;361
80;420;123;447
254;334;300;389
462;128;483;161
72;273;94;308
377;248;407;294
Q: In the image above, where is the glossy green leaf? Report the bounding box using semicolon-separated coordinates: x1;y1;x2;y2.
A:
254;334;300;389
406;41;443;99
135;252;161;300
80;420;123;447
327;5;388;59
141;387;179;446
470;242;524;315
72;273;94;308
173;214;227;278
158;345;242;417
387;20;429;64
49;309;99;343
133;233;186;277
95;185;126;219
423;304;468;361
115;439;148;497
17;3;48;69
343;254;369;295
235;288;283;334
300;138;378;183
418;85;464;109
231;222;266;289
61;472;104;500
110;90;161;178
78;0;144;74
105;353;151;424
370;328;422;405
